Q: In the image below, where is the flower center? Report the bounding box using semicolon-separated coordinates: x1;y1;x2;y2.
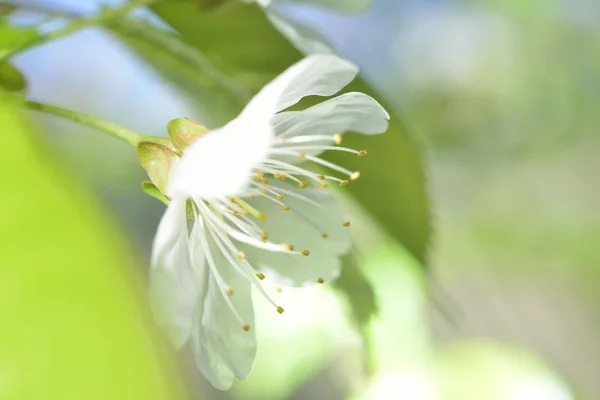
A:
189;133;362;332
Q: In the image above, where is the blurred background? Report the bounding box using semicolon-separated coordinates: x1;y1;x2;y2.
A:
6;0;600;398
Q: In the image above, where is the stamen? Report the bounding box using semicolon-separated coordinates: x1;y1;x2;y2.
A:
333;133;342;145
283;205;291;211
317;277;325;284
276;306;285;314
343;221;351;227
350;171;360;181
231;196;267;221
275;145;363;156
242;324;251;332
358;150;367;156
237;251;245;260
301;249;310;256
321;233;329;239
340;180;349;187
303;154;354;177
256;273;265;280
204;218;283;311
195;218;246;327
197;200;299;254
275;286;282;293
274;134;336;145
226;287;234;296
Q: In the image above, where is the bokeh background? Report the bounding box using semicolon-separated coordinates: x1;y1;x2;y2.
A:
5;0;600;398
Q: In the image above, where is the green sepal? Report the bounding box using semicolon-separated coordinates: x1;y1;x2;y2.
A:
141;181;169;205
136;141;178;194
167;117;210;151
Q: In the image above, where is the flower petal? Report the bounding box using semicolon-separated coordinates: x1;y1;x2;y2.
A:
266;11;334;55
274;92;389;139
191;218;257;390
252;53;358;113
150;197;198;348
242;182;350;286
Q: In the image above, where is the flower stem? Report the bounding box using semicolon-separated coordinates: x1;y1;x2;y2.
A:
22;100;144;147
2;0;160;60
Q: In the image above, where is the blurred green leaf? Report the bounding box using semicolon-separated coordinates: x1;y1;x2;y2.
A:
105;17;248;127
335;252;378;328
0;61;25;92
0;20;39;59
145;1;430;263
0;95;185;399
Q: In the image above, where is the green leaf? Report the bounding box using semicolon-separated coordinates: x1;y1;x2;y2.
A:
0;61;25;92
0;20;40;60
137;1;430;262
0;95;185;399
334;252;378;328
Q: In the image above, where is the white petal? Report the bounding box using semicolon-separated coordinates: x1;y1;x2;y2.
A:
274;92;389;139
254;53;358;113
166;113;273;199
150;197;198;348
242;182;350;286
191;220;257;390
266;11;334;55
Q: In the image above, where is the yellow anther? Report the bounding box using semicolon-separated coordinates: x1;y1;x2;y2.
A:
261;177;269;184
260;229;269;242
299;182;307;189
237;251;245;260
358;150;368;156
339;180;349;187
277;194;284;201
283;205;291;211
321;182;329;188
317;174;325;180
317;277;325;284
275;286;282;293
350;171;360;181
284;243;294;251
333;133;342;145
225;287;234;296
242;324;251;332
274;172;284;180
276;306;285;314
298;151;306;158
321;233;329;239
280;134;288;140
301;249;310;256
342;221;351;227
253;172;264;181
256;273;265;280
250;194;256;199
228;197;235;202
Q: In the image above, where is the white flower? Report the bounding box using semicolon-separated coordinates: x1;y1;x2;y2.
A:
150;54;389;390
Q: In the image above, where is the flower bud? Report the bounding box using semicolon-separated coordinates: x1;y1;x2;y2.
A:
167;118;210;151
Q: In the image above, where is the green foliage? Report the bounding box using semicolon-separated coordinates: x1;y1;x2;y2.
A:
0;20;39;60
143;1;431;263
0;61;25;92
0;95;185;399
